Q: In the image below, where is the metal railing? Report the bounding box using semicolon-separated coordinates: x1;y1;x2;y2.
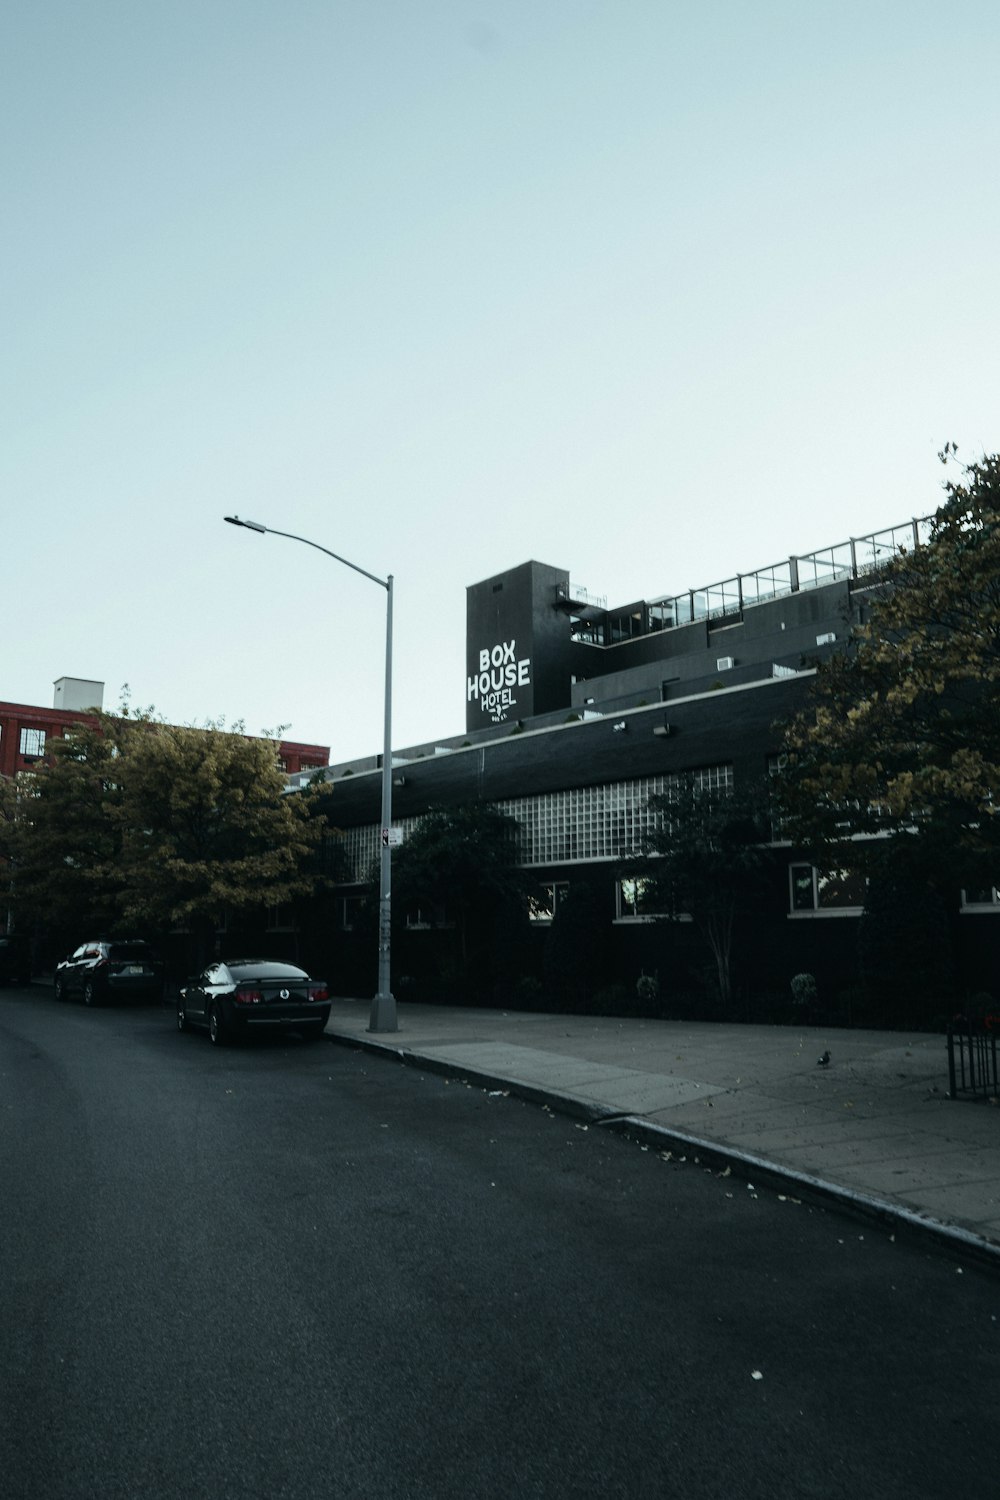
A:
947;1020;1000;1100
646;515;934;632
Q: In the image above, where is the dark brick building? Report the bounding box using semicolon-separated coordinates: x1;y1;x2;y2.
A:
287;514;998;1020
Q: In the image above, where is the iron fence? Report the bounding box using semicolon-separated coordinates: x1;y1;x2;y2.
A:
947;1021;1000;1100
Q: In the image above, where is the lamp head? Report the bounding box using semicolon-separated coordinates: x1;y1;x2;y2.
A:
223;515;267;533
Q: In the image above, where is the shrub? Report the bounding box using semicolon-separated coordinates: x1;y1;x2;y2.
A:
790;972;817;1006
590;982;631;1014
513;975;544;1009
636;971;660;1004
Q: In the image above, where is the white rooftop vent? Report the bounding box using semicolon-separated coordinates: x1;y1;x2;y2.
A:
816;632;836;646
716;656;735;672
53;677;104;712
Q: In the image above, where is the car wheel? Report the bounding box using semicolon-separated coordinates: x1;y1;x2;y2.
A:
83;979;98;1007
54;976;65;1001
208;1002;229;1047
176;1004;188;1033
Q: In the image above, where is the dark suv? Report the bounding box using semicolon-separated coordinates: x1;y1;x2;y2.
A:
0;934;32;986
54;940;166;1006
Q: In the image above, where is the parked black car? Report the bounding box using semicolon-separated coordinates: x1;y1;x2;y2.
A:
0;933;32;986
54;940;166;1005
178;959;330;1046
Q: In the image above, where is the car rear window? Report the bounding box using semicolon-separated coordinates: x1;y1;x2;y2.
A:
228;962;308;981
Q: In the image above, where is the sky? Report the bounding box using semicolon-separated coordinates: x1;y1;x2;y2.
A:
4;1;999;763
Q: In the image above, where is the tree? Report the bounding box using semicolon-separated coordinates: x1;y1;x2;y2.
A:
542;875;614;1009
6;715;128;951
389;803;529;993
779;450;1000;879
856;839;957;1025
116;721;325;963
642;777;772;1010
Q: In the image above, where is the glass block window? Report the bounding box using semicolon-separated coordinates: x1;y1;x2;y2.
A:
334;768;733;881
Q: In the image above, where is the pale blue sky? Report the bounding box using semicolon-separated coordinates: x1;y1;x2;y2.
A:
4;1;999;760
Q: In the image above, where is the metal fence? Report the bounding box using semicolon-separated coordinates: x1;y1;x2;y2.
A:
947;1021;1000;1100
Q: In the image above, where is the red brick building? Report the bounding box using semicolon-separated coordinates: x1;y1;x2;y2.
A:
0;681;329;780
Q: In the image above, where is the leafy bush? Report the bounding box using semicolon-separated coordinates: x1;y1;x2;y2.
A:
790;972;817;1006
636;971;660;1004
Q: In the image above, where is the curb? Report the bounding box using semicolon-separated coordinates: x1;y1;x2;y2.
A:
325;1028;1000;1276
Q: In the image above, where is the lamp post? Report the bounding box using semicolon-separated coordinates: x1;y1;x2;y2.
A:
223;515;397;1033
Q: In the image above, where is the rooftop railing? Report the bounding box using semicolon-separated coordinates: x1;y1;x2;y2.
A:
645;516;933;631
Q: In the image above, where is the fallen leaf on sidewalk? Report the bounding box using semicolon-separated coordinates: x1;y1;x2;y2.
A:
751;1371;764;1381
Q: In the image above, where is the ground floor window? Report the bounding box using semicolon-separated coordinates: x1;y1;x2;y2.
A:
961;886;1000;911
335;895;365;930
789;864;866;915
528;881;570;923
615;876;668;921
405;902;451;930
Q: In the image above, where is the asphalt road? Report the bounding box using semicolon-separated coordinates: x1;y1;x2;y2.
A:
2;985;997;1500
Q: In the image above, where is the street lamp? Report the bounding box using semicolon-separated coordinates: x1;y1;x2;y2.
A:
223;514;397;1033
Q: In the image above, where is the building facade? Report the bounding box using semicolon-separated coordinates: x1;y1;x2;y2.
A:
291;515;997;1020
0;679;330;780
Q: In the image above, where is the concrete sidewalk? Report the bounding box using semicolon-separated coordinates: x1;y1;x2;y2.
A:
324;998;1000;1267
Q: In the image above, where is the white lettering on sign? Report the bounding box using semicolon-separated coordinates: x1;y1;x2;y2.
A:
467;638;531;723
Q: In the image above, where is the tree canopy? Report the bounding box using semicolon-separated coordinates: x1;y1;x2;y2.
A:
6;715;127;947
5;708;325;961
779;450;1000;880
117;720;324;949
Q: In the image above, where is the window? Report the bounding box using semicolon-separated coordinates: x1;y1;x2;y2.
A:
405;902;450;930
528;881;569;923
766;754;790;840
266;904;295;931
336;768;735;882
335;895;364;930
19;727;45;758
616;877;667;921
789;864;866;915
961;887;1000;912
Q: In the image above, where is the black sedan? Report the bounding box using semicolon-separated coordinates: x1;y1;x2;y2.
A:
177;959;330;1045
54;940;165;1005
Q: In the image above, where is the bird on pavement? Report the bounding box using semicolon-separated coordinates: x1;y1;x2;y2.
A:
817;1050;831;1067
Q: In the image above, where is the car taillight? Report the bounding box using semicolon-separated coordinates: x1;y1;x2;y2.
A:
94;958;109;970
308;986;328;1002
235;986;263;1005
